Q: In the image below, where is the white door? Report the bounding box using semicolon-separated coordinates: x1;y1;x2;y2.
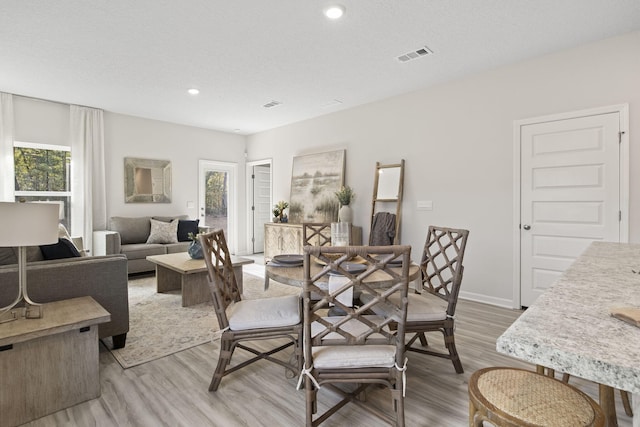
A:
251;164;271;253
199;160;237;253
519;110;625;307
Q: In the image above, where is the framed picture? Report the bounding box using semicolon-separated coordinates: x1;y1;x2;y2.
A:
124;157;172;203
289;149;345;223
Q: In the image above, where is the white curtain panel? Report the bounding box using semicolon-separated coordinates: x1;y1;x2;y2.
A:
0;93;15;201
70;105;106;254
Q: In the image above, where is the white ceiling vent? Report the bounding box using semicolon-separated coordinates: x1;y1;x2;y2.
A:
262;100;282;108
397;46;433;63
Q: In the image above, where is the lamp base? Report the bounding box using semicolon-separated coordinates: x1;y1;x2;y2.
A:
0;303;43;322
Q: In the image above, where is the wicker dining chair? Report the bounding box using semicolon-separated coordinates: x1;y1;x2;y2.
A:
405;226;469;373
302;222;332;247
300;244;412;426
199;229;302;391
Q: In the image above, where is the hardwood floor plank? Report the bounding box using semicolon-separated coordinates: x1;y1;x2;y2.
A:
20;298;632;426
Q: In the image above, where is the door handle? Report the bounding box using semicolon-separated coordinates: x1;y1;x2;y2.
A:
522;224;531;230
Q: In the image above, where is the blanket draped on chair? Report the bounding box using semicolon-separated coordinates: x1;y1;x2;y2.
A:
369;212;396;245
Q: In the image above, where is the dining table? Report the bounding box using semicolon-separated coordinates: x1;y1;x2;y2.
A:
264;255;422;290
496;241;640;427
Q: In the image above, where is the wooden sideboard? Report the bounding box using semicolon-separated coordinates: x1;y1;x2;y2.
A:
264;223;363;262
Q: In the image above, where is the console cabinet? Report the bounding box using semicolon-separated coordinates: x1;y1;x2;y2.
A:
264;223;362;262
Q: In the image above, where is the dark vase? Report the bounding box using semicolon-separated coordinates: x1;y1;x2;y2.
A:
188;240;204;259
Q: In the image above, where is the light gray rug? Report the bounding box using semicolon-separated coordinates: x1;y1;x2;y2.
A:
107;273;300;369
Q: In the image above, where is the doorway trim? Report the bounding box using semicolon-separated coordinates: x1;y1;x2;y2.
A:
511;104;629;309
245;158;273;255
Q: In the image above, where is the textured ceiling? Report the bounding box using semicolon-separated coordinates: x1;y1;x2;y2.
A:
1;1;639;135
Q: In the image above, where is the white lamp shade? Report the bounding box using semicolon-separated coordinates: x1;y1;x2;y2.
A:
0;202;60;247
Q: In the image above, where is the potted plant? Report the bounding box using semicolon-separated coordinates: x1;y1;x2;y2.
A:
275;200;289;223
335;186;355;223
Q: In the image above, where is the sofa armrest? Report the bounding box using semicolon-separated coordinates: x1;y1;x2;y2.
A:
93;230;121;255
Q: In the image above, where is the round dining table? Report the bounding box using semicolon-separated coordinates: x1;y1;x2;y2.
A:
264;259;421;290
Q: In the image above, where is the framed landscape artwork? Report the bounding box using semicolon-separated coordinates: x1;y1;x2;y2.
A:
289;149;345;223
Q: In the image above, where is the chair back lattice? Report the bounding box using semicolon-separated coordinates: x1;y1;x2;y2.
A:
303;245;411;354
200;229;241;330
419;226;469;315
302;223;332;247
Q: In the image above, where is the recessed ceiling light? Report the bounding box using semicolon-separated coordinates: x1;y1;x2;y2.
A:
188;88;200;95
324;5;345;19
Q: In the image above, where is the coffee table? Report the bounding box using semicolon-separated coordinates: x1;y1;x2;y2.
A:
146;252;254;307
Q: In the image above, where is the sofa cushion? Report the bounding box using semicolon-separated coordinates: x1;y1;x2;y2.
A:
165;242;191;254
152;215;189;223
146;219;179;244
40;238;81;260
177;219;199;242
110;216;152;244
120;243;166;260
9;246;45;262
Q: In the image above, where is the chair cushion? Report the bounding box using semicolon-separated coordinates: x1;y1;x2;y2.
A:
312;345;396;369
228;295;300;331
360;292;448;322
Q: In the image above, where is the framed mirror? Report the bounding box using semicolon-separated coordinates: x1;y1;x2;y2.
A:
376;165;402;200
370;160;405;245
124;157;172;203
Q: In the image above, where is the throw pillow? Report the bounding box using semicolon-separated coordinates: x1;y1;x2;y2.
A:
177;219;200;242
146;219;179;244
57;223;82;254
40;238;81;260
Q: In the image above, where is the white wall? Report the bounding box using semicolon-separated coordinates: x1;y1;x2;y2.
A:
103;112;246;252
12;98;249;253
246;31;640;307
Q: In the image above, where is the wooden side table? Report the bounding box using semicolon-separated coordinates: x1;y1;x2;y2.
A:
0;297;110;426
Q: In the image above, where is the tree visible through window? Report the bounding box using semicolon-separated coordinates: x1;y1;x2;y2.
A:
14;142;71;227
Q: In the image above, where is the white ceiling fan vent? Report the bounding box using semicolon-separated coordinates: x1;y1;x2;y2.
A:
263;100;282;109
397;46;433;63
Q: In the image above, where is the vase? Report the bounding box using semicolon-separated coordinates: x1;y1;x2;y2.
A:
338;204;353;223
188;239;204;259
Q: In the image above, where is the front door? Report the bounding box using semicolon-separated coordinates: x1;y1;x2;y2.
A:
199;160;237;253
518;107;627;307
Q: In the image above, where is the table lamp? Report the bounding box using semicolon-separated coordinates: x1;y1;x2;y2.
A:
0;202;59;321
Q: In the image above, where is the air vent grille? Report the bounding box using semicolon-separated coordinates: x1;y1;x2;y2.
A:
263;100;282;108
397;46;433;63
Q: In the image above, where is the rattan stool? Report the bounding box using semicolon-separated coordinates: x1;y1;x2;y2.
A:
469;367;605;427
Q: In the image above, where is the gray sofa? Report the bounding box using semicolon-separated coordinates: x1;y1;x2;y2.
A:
0;252;129;348
94;215;200;274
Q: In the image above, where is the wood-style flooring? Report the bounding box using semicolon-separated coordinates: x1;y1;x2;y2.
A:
22;292;632;426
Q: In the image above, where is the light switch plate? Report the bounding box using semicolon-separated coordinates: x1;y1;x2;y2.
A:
417;200;433;211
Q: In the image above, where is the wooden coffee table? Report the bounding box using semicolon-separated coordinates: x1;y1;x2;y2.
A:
146;252;254;307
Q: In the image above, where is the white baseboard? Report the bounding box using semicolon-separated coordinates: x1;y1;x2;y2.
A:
458;290;515;309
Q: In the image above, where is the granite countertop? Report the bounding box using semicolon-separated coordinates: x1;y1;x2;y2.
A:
496;241;640;392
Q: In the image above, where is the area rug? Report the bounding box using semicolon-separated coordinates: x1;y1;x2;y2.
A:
106;272;300;369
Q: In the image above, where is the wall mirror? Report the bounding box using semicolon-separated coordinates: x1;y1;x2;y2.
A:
370;160;404;245
124;157;172;203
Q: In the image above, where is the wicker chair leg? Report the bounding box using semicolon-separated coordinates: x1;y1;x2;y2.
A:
444;327;464;374
418;332;428;347
305;380;317;427
621;390;633;417
209;339;234;391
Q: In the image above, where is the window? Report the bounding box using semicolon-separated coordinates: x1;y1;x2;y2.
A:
13;141;71;228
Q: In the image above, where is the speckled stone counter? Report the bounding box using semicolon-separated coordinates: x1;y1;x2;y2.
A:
497;242;640;425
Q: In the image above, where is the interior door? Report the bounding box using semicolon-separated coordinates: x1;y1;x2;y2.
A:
519;111;622;307
252;164;271;253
